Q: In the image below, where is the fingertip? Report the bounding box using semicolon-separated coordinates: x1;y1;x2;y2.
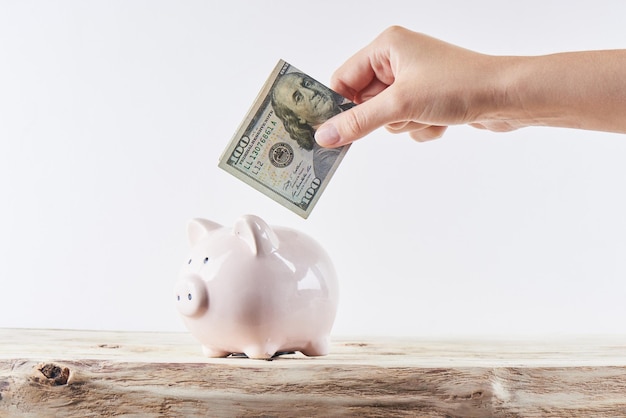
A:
329;77;357;103
409;125;448;142
315;123;341;147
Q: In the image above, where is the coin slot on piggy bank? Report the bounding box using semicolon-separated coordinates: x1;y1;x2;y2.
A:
174;214;339;360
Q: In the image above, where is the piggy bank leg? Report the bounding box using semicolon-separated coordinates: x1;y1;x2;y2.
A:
202;345;230;358
301;337;330;357
243;344;279;360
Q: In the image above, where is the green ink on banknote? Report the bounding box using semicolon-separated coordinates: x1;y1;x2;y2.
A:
218;60;353;218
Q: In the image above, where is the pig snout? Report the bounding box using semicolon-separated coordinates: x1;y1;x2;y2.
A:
174;274;208;317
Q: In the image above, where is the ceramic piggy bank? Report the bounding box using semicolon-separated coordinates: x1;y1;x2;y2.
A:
174;214;339;359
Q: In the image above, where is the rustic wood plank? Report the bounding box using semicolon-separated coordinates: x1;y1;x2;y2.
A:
1;329;626;417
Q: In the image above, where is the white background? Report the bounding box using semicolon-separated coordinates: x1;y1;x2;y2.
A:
1;1;625;338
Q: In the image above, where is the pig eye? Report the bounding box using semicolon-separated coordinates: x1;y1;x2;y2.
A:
187;259;192;264
187;293;192;300
203;257;209;264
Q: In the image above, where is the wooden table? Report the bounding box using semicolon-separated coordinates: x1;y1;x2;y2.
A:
1;328;625;417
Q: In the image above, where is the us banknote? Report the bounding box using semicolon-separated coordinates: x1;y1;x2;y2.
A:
218;60;353;218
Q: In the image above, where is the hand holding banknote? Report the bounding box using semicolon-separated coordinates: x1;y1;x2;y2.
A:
315;26;626;147
221;27;626;217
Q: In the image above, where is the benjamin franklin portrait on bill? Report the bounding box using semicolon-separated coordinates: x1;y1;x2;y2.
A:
271;72;353;179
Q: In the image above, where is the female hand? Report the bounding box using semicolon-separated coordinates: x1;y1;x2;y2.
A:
315;26;626;147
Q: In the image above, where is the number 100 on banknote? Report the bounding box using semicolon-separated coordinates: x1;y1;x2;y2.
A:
218;60;353;219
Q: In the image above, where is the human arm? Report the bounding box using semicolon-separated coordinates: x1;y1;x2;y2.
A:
314;26;626;147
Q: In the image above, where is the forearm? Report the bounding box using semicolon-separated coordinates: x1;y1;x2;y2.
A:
490;50;626;133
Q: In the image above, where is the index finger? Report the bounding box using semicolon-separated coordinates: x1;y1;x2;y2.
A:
329;39;395;102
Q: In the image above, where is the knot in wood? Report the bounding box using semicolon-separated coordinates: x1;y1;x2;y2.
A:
37;363;70;386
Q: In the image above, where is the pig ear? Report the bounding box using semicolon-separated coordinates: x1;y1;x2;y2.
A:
233;214;279;256
187;218;222;247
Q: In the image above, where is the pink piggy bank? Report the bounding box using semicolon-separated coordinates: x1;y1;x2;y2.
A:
174;214;339;359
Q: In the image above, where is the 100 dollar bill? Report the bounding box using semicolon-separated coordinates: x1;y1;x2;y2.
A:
218;60;353;219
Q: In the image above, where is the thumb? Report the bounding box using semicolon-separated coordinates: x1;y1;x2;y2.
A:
315;88;397;147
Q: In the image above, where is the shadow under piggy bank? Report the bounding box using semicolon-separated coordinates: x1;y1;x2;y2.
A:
174;214;339;360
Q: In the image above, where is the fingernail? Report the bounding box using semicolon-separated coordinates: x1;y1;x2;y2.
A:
315;123;340;147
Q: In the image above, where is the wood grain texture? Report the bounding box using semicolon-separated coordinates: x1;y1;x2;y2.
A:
1;329;626;417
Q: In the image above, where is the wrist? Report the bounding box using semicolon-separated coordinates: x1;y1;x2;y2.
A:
475;55;547;130
483;53;603;131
